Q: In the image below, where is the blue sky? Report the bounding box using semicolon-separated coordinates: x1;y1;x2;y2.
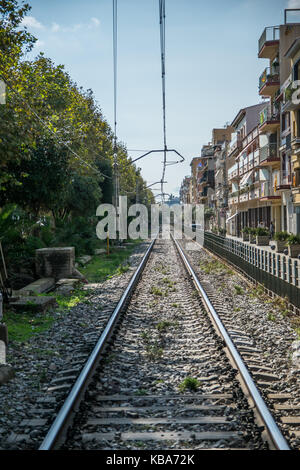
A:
21;0;297;197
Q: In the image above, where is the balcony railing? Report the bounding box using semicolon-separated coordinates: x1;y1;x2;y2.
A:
275;170;292;190
229;132;242;155
260;143;278;163
258;26;280;55
259;106;280;126
259;67;280;92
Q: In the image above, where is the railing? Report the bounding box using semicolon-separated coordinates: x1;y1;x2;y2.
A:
259;67;280;91
203;232;300;309
201;147;214;158
275;170;292;189
228;132;242;155
228;164;239;180
258;26;280;55
260;143;278;163
260;106;280;126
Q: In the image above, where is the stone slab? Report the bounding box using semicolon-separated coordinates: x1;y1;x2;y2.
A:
56;278;81;287
0;363;15;385
0;323;8;345
9;296;57;313
16;278;55;296
94;249;106;255
0;340;6;364
77;255;92;265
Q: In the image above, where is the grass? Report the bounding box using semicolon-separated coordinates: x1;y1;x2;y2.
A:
179;377;201;392
156;320;178;332
79;239;142;283
3;310;57;343
234;285;244;295
199;259;234;276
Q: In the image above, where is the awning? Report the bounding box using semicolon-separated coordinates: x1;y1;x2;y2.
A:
240;170;254;188
226;212;239;223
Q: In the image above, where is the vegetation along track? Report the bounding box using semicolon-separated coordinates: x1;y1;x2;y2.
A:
36;236;292;451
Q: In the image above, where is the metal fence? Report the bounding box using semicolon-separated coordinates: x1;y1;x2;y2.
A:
203;232;300;310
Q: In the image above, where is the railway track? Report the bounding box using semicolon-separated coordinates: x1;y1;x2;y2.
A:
35;234;292;451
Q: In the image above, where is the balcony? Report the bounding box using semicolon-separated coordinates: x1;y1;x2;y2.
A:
228;163;239;181
282;82;300;113
259;67;280;97
259;143;280;167
260;181;281;202
259;106;280;133
228;192;239;206
228;132;242;156
258;26;280;59
254;149;260;167
275;170;292;192
239;190;249;203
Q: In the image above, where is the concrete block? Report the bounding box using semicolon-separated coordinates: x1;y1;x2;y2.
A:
0;340;6;364
9;296;57;313
94;249;106;255
35;247;75;280
0;323;8;345
16;278;55;296
0;362;15;385
77;255;92;265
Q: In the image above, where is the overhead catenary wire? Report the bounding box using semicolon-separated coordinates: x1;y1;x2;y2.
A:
112;0;120;212
159;0;167;202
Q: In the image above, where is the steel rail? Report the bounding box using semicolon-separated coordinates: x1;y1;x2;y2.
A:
39;237;157;450
171;234;290;451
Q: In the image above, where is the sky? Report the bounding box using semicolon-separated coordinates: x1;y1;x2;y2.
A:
19;0;300;198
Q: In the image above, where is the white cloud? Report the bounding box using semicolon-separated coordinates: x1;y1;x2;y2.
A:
51;22;60;32
21;16;44;29
50;18;100;34
91;17;100;27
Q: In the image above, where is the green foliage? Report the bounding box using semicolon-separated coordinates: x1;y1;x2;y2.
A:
179;377;200;392
287;234;300;245
274;231;290;242
256;227;269;236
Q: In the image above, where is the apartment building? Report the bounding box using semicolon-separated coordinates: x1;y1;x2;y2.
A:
280;35;300;233
227;104;267;236
258;15;300;235
226;13;300;237
179;176;192;204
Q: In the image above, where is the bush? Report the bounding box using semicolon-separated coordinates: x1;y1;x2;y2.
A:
274;231;289;242
256;227;269;236
287;234;300;245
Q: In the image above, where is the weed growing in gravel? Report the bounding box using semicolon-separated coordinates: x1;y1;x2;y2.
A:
156;320;178;332
199;260;234;276
154;264;170;275
267;313;276;322
150;286;164;296
134;389;148;396
295;328;300;339
249;285;265;299
233;285;244;295
145;341;163;361
141;330;151;343
179;377;200;392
